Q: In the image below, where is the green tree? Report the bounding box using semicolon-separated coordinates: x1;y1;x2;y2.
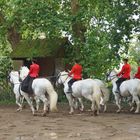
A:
62;0;139;78
0;0;139;79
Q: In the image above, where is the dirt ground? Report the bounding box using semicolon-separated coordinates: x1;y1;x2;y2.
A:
0;103;140;140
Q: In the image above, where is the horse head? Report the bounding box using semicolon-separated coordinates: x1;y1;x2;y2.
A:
9;71;20;84
107;69;118;82
56;71;70;86
19;66;29;81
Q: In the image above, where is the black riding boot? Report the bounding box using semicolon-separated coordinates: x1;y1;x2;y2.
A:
67;86;72;93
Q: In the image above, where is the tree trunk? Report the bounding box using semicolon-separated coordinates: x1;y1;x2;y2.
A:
0;12;21;47
7;26;21;47
71;0;86;42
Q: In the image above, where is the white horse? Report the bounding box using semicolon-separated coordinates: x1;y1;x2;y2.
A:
9;70;58;116
9;67;35;111
56;71;109;115
107;69;140;113
9;71;24;111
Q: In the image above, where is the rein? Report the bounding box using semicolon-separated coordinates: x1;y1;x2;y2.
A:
57;73;70;85
106;71;118;81
46;75;57;79
10;81;21;87
109;75;117;81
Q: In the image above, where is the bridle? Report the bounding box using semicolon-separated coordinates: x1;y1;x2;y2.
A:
56;72;70;85
107;71;117;81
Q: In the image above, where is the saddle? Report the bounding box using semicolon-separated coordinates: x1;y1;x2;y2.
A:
21;75;35;94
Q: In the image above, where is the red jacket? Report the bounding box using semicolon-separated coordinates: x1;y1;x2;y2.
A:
134;66;140;79
69;63;82;80
29;63;40;78
117;63;131;79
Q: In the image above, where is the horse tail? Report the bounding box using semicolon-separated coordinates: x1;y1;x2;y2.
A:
100;85;110;104
92;83;102;115
46;83;58;112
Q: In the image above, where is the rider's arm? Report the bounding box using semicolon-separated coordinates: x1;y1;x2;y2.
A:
68;66;75;76
117;65;125;76
28;65;33;75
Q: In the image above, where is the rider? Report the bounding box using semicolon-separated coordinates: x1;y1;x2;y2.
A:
21;59;40;94
134;59;140;79
67;59;82;92
116;58;131;93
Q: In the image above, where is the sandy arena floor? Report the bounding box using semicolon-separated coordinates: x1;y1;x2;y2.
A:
0;103;140;140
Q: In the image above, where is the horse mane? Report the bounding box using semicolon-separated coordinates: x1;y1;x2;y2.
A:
20;66;29;80
61;71;69;75
21;66;29;70
11;71;19;76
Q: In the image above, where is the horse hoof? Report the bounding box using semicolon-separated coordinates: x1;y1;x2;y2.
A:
134;111;139;114
47;108;50;113
33;113;37;116
80;108;84;112
16;109;20;112
94;110;98;116
42;112;47;117
69;112;73;115
130;108;134;112
42;110;47;117
16;108;22;112
116;110;121;113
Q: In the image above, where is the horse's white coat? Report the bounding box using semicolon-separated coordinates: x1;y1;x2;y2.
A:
108;70;140;113
57;71;109;115
9;71;24;111
9;67;58;116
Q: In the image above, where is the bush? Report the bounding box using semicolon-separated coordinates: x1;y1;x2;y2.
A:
0;82;15;104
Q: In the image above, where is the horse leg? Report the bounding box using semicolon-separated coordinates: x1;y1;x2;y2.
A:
114;94;121;113
91;101;95;111
91;100;100;116
39;95;49;116
78;98;84;111
34;96;40;112
103;103;107;113
15;95;23;111
100;97;107;112
22;93;35;115
130;97;135;112
91;94;101;116
73;98;78;109
95;99;100;115
20;96;25;108
65;93;74;114
133;95;140;113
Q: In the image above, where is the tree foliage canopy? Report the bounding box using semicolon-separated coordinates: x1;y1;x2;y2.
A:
0;0;139;79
